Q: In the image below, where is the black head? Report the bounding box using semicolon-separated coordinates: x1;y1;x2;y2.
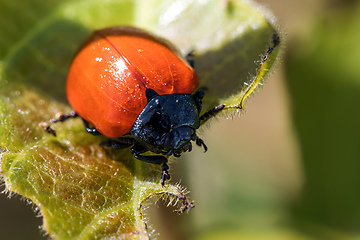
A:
131;89;201;156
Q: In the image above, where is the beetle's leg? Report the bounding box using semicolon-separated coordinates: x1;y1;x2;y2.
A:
185;51;195;68
81;119;101;135
131;144;170;185
199;104;225;123
131;145;168;165
51;111;78;123
100;137;135;149
161;163;170;186
145;89;159;102
192;88;206;112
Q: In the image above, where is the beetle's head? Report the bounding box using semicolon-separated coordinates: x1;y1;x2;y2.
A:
163;126;196;156
131;89;204;156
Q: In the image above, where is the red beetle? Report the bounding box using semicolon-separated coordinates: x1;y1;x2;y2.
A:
51;26;225;185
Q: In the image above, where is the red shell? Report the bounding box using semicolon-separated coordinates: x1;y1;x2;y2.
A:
66;26;198;138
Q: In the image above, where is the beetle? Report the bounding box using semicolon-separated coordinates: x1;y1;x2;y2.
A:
51;26;225;185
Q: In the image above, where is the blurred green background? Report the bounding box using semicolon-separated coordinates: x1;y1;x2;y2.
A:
2;0;360;239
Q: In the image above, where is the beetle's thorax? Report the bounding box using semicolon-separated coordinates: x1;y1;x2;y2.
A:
131;93;200;155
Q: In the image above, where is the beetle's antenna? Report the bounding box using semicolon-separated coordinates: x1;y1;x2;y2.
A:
199;104;225;123
50;111;78;123
195;137;208;152
42;111;79;137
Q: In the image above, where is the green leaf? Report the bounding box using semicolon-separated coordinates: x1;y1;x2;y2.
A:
0;0;281;239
